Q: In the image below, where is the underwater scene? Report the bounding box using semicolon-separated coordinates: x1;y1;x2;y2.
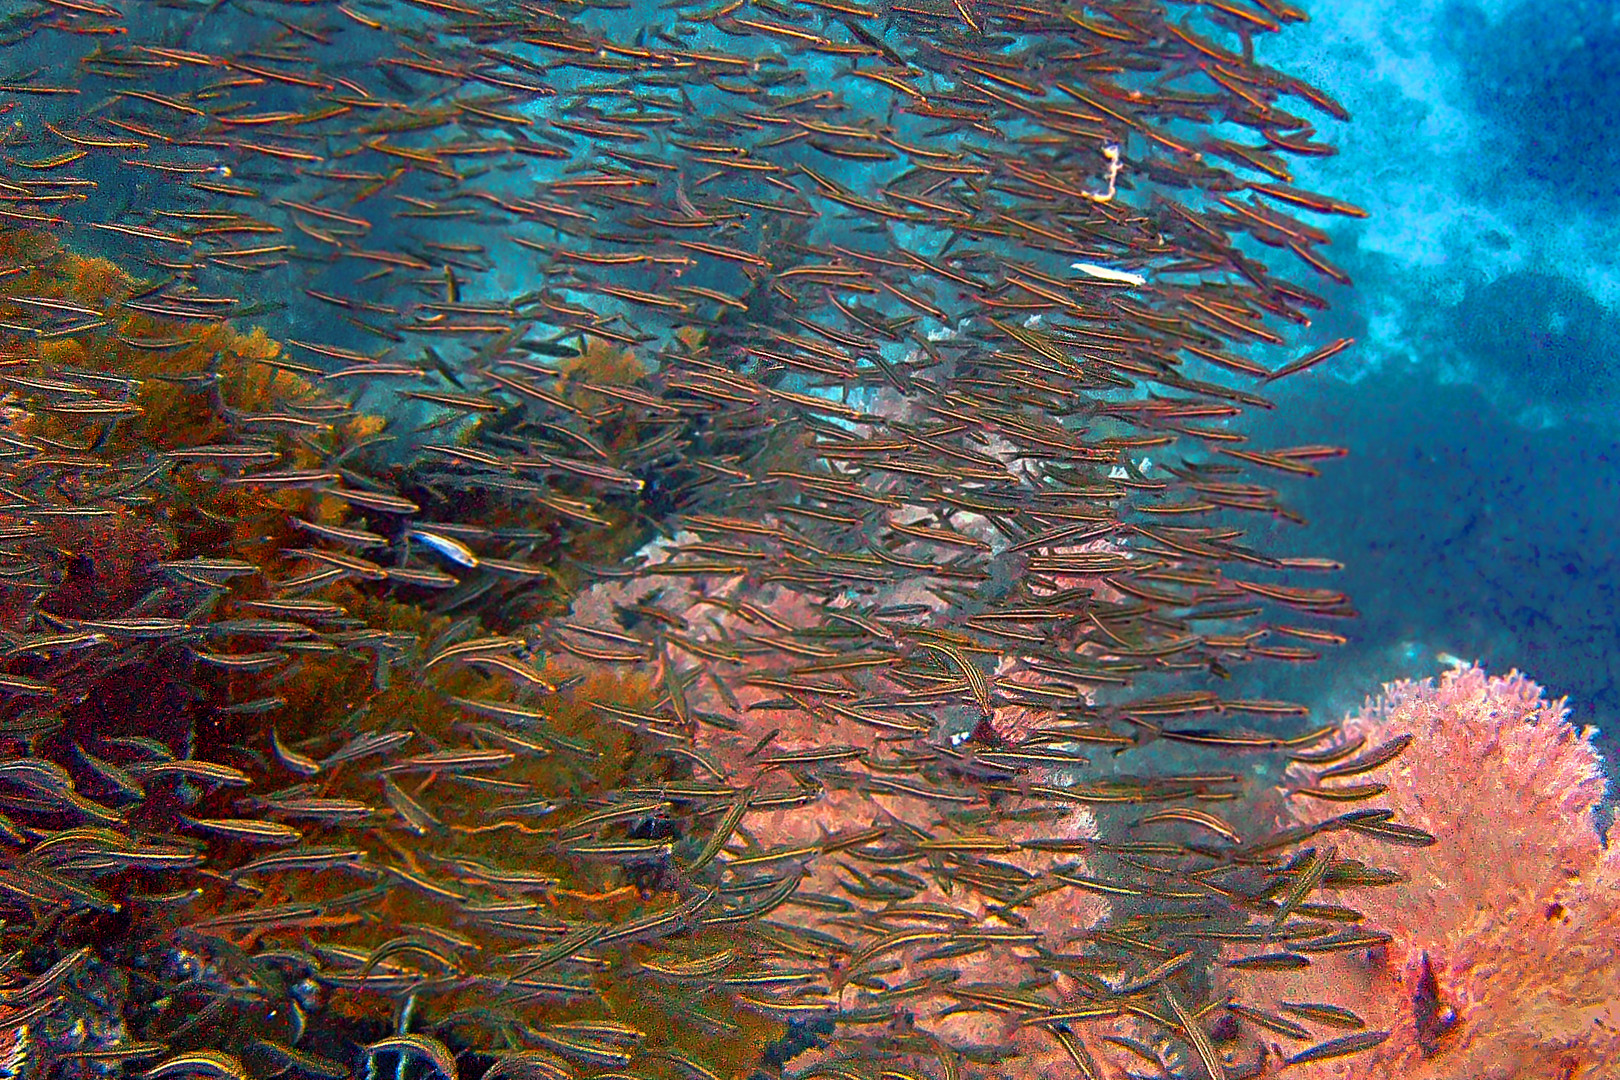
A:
0;0;1614;1078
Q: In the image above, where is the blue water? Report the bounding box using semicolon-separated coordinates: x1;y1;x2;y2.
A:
1228;0;1620;807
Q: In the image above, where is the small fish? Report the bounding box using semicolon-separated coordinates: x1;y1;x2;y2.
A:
1279;1000;1367;1030
4;631;109;658
382;774;443;835
462;653;558;691
1070;260;1146;286
913;638;993;715
262;798;376;822
143;1051;247;1080
183;817;303;845
272;728;320;777
528;1021;638;1068
1340;818;1437;847
1225;1002;1311;1040
559;800;672;836
1270;845;1335;935
1163;986;1224;1080
1135;807;1242;844
1316;734;1414;782
66;1041;168;1064
408;528;480;568
688;787;751;872
377;749;515;774
75;746;145;801
321;730;413;768
364;1036;458;1080
217;696;287;716
1291;781;1389;802
565;837;675;860
449;695;549;725
0;673;55;696
294;518;391;548
1;944;92;1004
1224;952;1310;971
232;846;368;878
324;486;420;514
423;635;525;669
192;650;289;672
1293;928;1394;954
1285;1030;1390;1065
1111;949;1195;995
357;935;461;980
385;566;460;589
127;760;251;788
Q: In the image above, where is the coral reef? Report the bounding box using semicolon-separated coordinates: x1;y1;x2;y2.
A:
1222;664;1619;1078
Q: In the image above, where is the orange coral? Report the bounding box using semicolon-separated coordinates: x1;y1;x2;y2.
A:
1223;664;1619;1079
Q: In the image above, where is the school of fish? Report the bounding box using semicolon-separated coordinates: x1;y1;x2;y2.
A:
0;1;1427;1079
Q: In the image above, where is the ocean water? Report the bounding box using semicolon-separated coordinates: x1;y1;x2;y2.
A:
1236;0;1620;803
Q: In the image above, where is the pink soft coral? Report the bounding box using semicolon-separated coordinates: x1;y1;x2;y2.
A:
552;532;1116;1073
1223;664;1619;1079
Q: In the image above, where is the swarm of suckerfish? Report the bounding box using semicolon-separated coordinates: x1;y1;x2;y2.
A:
0;0;1421;1078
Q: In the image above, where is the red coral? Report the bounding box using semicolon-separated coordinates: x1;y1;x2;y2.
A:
1223;664;1620;1079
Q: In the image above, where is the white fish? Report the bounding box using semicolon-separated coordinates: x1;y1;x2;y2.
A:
407;529;479;568
1070;261;1147;286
